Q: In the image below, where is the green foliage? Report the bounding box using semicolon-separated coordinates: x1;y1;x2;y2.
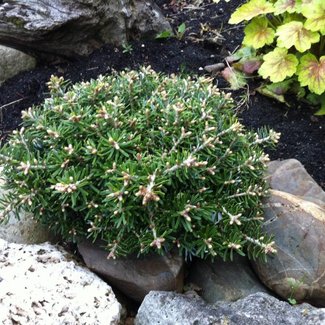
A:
156;23;187;40
122;43;133;54
287;277;305;305
0;68;279;260
229;0;325;114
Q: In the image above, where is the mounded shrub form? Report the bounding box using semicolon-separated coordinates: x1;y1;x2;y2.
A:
0;67;279;260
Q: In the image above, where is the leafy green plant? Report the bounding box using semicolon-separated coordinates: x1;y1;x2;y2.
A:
122;43;133;54
287;277;305;305
0;68;279;260
156;23;187;40
229;0;325;114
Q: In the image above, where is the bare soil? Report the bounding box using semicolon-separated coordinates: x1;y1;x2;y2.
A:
0;0;324;188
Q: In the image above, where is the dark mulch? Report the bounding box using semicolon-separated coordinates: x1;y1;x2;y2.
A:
0;0;324;188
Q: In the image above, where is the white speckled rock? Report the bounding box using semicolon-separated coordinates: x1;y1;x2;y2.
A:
0;239;121;324
0;45;36;85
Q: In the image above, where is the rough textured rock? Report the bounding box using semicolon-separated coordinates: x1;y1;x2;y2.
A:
187;255;269;303
78;239;184;302
0;170;58;244
0;239;121;324
0;210;59;244
252;189;325;307
135;291;325;325
268;159;325;207
0;0;170;58
0;45;36;84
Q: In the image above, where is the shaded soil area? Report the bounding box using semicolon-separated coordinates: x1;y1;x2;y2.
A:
0;0;324;188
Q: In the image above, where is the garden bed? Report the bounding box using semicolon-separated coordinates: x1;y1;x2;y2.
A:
0;0;324;188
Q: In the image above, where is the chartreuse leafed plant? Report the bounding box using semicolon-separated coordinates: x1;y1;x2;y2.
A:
0;68;279;260
229;0;325;115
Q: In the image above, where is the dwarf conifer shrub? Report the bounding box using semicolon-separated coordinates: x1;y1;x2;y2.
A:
0;67;279;260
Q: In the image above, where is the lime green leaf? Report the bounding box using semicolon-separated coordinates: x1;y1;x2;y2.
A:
297;54;325;95
226;46;256;63
257;79;294;105
259;48;298;82
265;79;293;95
156;30;174;39
306;93;325;115
274;0;298;15
276;21;320;52
178;23;186;35
302;0;325;34
295;0;313;13
257;86;287;104
282;13;305;24
315;101;325;115
229;0;274;24
243;17;275;49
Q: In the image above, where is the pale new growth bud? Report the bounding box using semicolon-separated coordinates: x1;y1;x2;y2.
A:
259;153;270;165
47;130;60;138
86;146;97;154
122;172;132;186
136;173;160;205
150;237;165;249
270;130;280;143
204;238;213;249
264;241;277;254
61;159;70;168
106;162;117;174
109;137;120;150
69;115;82;122
180;204;197;222
18;161;31;175
51;182;77;193
206;166;216;175
222;207;242;226
64;144;74;155
21;107;34;120
198;187;208;193
228;243;242;250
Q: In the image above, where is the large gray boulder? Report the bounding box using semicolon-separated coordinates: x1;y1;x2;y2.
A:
0;239;121;324
78;239;184;302
267;159;325;207
0;45;36;85
135;291;325;325
253;190;325;306
187;255;269;303
0;0;171;58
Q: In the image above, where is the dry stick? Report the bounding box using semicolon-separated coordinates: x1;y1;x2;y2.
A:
0;97;29;124
0;97;29;110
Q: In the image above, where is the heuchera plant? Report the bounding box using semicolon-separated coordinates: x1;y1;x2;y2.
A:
229;0;325;114
0;68;279;260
